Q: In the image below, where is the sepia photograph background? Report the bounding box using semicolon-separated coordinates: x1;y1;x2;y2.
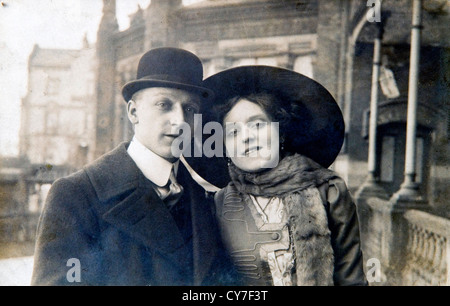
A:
0;0;449;286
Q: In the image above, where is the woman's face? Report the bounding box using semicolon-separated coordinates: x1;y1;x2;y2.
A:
223;99;280;172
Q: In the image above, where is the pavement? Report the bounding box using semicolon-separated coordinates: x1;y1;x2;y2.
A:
0;256;34;286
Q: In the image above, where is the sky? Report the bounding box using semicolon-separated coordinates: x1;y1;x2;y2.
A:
0;0;204;157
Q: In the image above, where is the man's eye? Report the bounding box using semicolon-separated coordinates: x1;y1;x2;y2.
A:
156;101;171;109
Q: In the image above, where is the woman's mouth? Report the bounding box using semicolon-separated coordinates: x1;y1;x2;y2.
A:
244;146;262;156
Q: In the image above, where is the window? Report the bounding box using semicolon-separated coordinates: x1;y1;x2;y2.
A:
29;107;46;135
59;109;85;136
293;56;314;79
46;110;59;134
415;137;424;183
380;136;395;182
234;57;278;67
46;77;61;95
29;184;51;213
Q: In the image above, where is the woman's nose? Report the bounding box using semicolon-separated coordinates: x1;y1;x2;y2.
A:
243;126;257;144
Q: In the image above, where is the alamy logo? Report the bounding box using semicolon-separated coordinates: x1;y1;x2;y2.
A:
366;258;381;283
367;0;382;23
170;115;280;169
66;258;81;283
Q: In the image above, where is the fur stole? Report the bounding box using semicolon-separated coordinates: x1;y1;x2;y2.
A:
228;154;336;285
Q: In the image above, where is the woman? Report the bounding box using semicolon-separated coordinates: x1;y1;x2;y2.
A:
199;66;367;286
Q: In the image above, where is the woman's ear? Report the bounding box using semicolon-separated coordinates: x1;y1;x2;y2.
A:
127;99;139;124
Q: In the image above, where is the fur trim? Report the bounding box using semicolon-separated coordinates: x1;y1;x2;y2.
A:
283;187;334;285
227;153;336;285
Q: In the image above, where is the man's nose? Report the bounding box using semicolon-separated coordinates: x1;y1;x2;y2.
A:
169;104;186;127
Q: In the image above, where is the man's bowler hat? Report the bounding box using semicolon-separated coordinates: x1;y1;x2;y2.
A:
121;48;214;102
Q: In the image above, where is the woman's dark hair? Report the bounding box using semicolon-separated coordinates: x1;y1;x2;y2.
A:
215;92;289;138
213;91;313;154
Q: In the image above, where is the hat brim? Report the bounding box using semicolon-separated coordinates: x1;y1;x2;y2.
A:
122;79;215;102
185;65;345;188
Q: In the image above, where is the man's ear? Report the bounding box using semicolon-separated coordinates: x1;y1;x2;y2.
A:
127;99;139;124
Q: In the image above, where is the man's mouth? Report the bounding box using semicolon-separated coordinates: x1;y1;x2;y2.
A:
164;134;181;138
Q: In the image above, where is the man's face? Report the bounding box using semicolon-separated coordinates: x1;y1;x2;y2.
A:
127;87;201;162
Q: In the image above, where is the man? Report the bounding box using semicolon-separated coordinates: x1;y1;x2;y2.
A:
31;48;234;285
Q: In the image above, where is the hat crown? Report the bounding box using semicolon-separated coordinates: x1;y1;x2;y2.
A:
122;48;212;102
136;48;204;83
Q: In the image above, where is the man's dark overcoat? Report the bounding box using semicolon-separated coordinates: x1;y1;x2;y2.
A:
31;143;235;286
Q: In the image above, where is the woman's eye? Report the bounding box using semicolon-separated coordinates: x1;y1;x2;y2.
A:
249;121;266;129
227;129;238;137
185;106;198;113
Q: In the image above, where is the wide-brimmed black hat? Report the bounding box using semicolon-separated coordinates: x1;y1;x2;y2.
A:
121;47;214;102
186;65;345;188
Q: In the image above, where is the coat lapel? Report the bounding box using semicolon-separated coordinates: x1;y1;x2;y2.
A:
86;143;191;271
102;183;192;269
178;165;218;285
86;143;221;284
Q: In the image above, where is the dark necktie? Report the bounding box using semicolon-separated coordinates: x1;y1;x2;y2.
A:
163;167;184;211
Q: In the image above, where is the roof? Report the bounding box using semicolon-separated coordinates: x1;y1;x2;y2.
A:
29;45;81;67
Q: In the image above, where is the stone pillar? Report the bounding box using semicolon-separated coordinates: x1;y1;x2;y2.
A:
392;0;423;201
367;28;382;183
94;0;119;158
354;21;389;273
355;20;389;194
378;0;429;285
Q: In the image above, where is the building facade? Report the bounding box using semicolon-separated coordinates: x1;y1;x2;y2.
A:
20;43;97;169
10;0;450;284
95;0;448;203
96;0;320;157
3;40;98;257
93;0;450;285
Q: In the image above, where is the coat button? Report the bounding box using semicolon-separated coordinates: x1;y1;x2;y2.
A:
271;233;280;240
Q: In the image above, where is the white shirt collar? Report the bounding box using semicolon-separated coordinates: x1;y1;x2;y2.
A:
127;136;178;187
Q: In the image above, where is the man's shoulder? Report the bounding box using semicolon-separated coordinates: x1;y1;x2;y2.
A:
82;142;140;181
54;144;128;183
50;165;92;191
82;142;146;200
50;143;137;199
84;142;129;171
